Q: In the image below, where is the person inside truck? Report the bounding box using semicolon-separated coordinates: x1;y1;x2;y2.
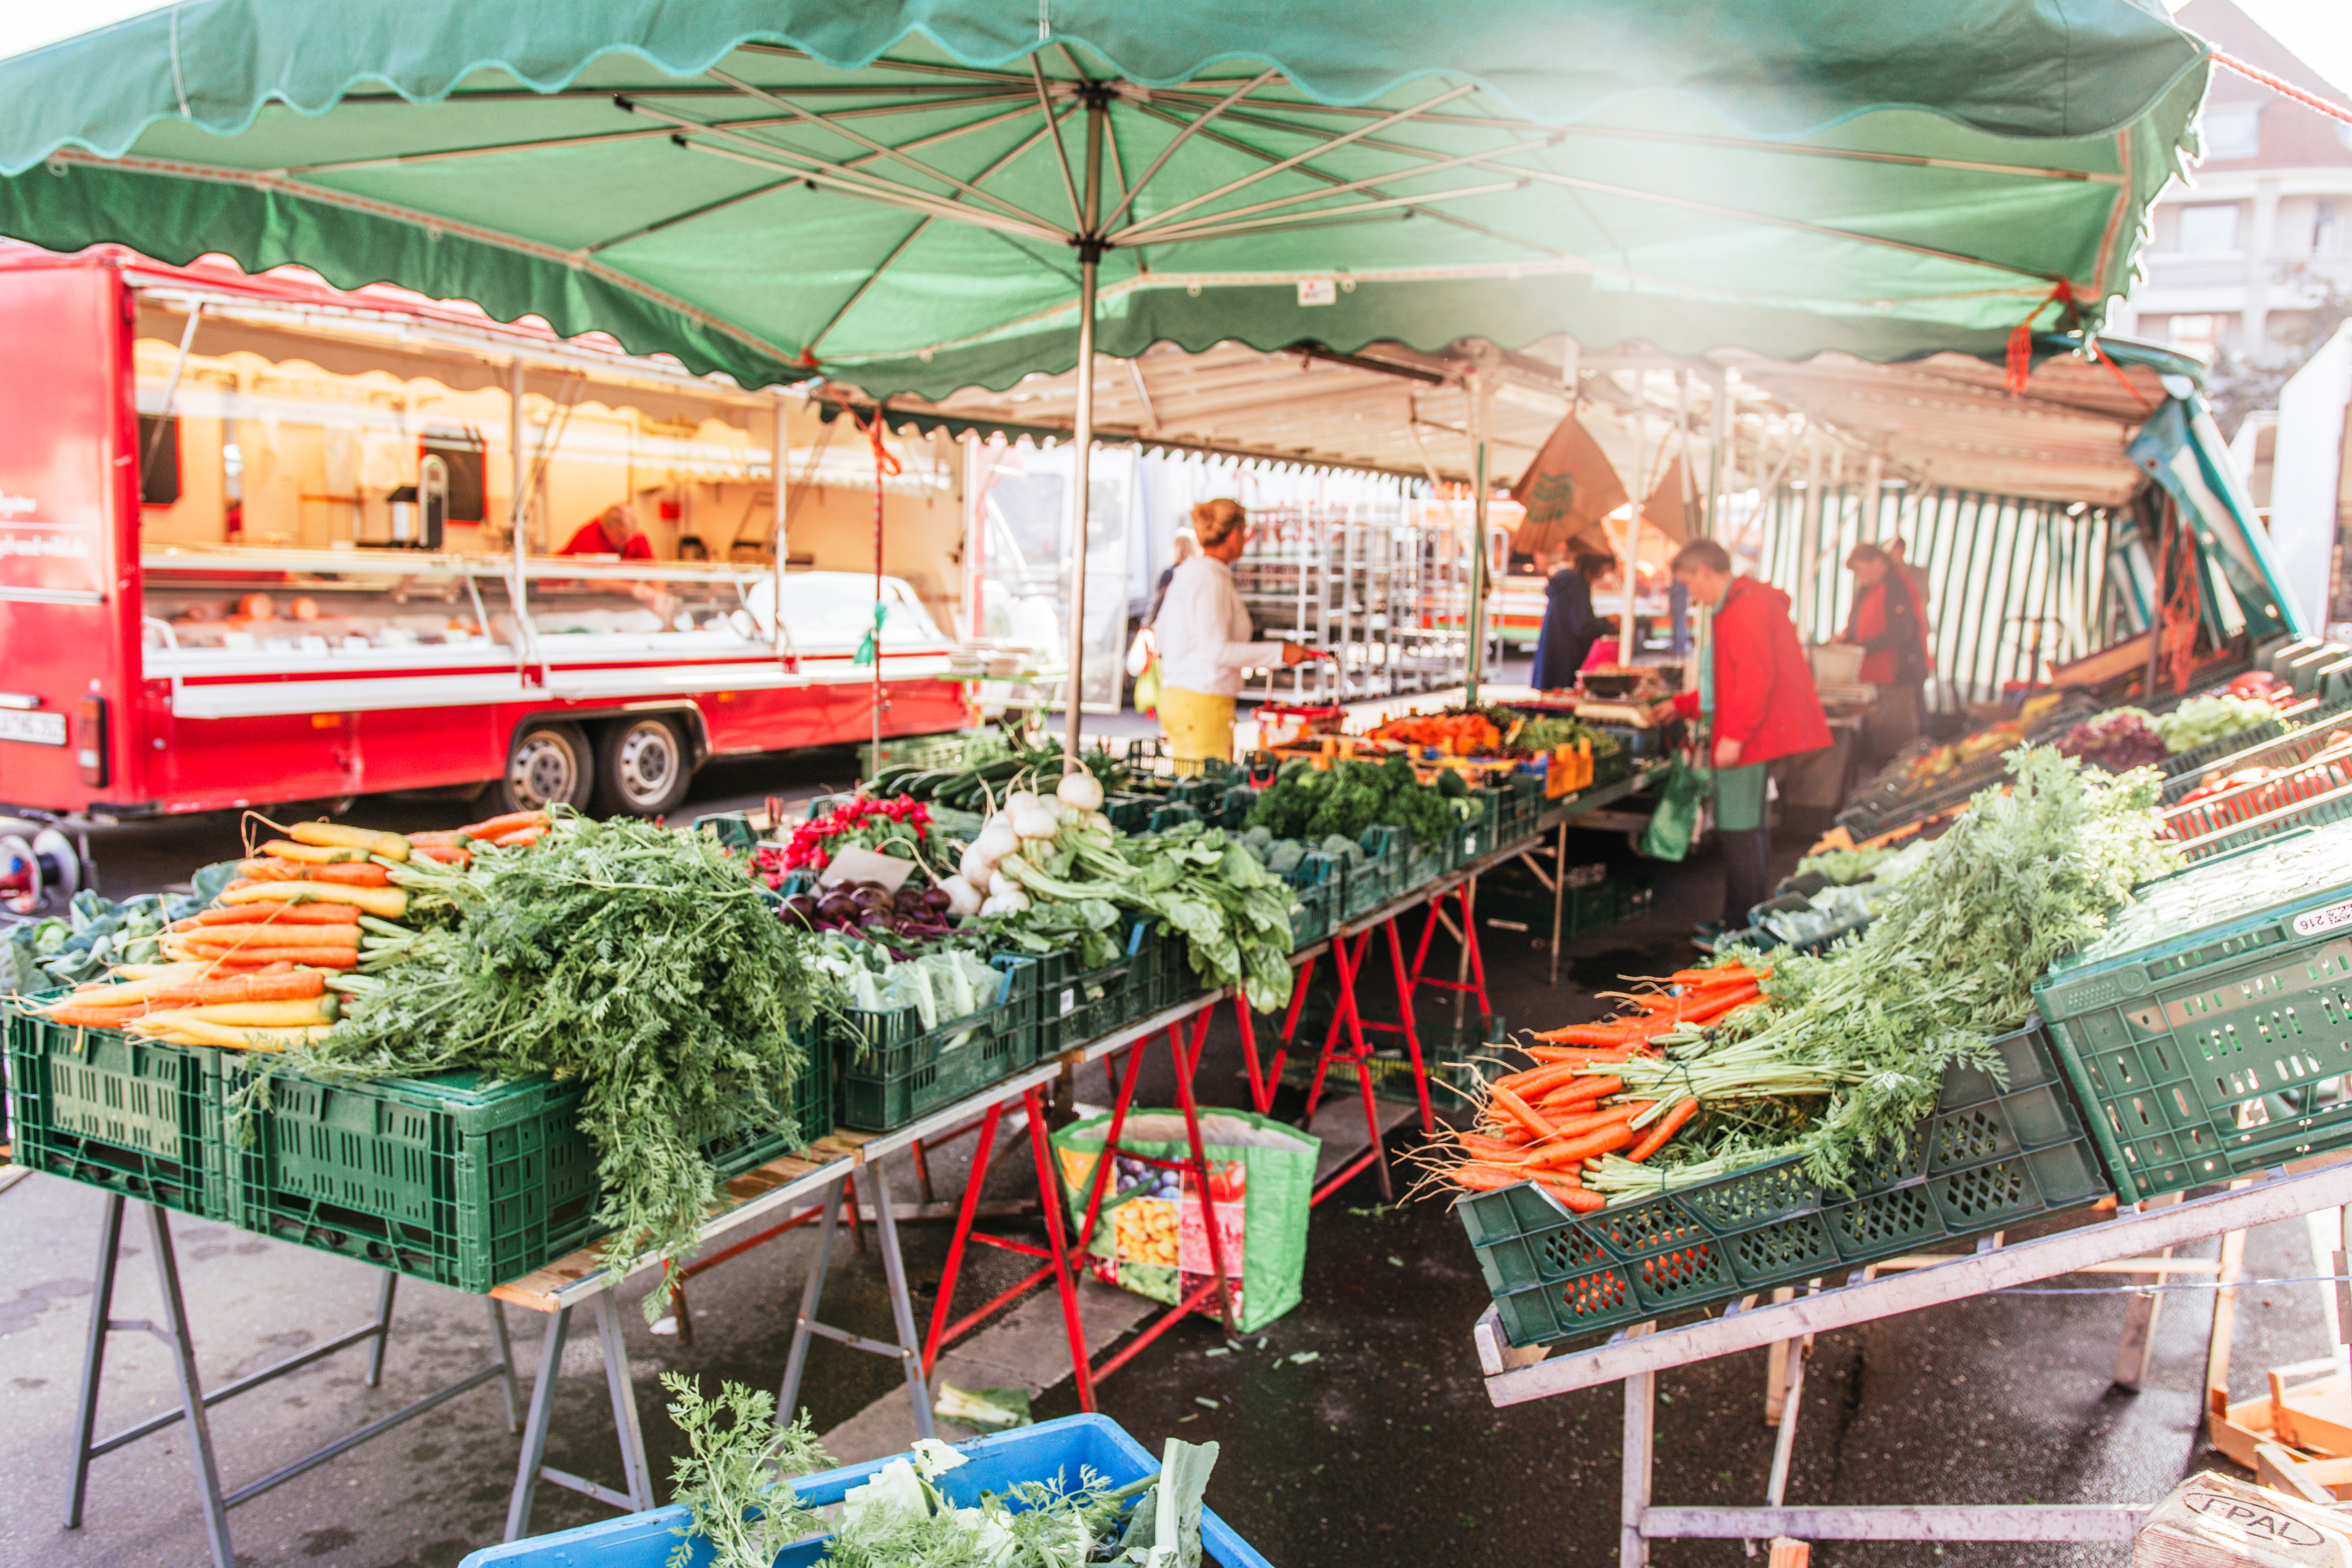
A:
556;503;653;561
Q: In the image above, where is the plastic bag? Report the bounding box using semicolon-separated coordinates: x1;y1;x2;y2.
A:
1638;759;1713;862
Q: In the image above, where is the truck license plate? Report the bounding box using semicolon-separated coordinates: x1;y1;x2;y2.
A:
0;709;66;746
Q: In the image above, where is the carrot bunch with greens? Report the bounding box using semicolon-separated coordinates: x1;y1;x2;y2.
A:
34;962;338;1051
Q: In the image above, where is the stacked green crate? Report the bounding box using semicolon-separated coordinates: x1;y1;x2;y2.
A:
2035;829;2352;1200
837;957;1042;1131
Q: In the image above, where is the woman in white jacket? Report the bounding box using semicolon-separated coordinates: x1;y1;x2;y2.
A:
1152;498;1308;773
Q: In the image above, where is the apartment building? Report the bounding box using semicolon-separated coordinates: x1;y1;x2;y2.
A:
2107;0;2352;367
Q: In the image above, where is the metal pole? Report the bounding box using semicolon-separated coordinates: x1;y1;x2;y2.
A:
772;391;789;666
1622;372;1644;663
1706;368;1730;543
1465;370;1491;704
508;360;529;682
1063;96;1106;764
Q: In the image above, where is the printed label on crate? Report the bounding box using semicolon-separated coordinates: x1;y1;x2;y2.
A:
1060;987;1076;1017
2293;898;2352;938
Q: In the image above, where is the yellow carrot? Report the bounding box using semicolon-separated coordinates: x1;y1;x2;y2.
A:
216;881;409;918
285;822;409;862
259;838;367;864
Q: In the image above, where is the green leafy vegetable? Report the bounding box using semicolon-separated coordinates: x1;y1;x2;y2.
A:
663;1375;829;1568
281;815;824;1295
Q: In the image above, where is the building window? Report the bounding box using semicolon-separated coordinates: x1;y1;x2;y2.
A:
2318;200;2342;256
2169;314;2220;355
2178;203;2241;254
2202;105;2261;161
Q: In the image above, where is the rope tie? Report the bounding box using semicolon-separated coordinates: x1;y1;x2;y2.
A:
2005;279;2079;396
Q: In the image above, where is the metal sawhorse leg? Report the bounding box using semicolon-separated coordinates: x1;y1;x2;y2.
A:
776;1152;935;1442
68;1195;522;1568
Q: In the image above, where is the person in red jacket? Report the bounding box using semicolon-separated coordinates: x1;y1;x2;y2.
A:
1835;543;1930;771
1670;539;1831;937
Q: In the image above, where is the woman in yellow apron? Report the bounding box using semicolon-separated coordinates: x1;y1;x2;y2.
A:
1152;499;1309;773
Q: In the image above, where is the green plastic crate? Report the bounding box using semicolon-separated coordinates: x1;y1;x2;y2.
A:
837;959;1041;1132
1143;922;1207;1013
1103;793;1157;832
1403;829;1448;891
861;729;1009;779
1219;785;1259;829
219;1031;831;1293
1027;924;1151;1058
220;1067;605;1294
1451;791;1504;870
1459;1020;2105;1348
1148;802;1201;833
1492;776;1545;849
1341;827;1405;922
5;1002;223;1219
1285;851;1343;950
2035;830;2352;1200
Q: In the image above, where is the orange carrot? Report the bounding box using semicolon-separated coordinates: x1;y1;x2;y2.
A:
186;901;362;927
1625;1100;1699;1163
1535;1177;1606;1212
169;944;359;968
412;844;472;864
1525;1045;1638;1065
1487;1083;1554;1141
178;924;359;948
494;826;545;847
1450;1165;1524;1192
405;830;465;847
1457;1132;1530;1163
1492;1062;1591;1098
1520;1123;1638;1170
45;1005;146;1028
1531;1024;1653;1045
461;809;551;839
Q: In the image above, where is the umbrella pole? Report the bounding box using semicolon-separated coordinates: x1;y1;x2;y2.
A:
1063;101;1106;766
1465;371;1490;705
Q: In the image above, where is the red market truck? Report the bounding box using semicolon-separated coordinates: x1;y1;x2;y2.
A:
0;247;971;823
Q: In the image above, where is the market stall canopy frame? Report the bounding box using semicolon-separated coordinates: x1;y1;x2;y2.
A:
0;0;2212;397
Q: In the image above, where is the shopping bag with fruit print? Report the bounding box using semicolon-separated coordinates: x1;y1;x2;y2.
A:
1049;1109;1318;1333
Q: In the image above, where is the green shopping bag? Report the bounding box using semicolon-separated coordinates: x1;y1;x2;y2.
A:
1133;652;1162;717
1051;1109;1318;1334
1638;759;1714;862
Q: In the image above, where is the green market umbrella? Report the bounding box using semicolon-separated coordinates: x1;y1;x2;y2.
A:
0;1;2214;751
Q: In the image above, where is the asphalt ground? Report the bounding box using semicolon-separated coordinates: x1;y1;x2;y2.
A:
2;709;2343;1567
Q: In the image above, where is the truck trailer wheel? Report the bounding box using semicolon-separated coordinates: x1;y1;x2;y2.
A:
497;721;593;815
591;714;692;817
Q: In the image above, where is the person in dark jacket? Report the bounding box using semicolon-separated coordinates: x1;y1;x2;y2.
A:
1670;539;1832;937
1837;543;1930;771
1529;548;1622;691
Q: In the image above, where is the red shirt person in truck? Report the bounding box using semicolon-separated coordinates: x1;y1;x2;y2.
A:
557;504;653;560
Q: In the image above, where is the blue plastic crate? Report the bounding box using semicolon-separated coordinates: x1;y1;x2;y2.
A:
457;1414;1276;1568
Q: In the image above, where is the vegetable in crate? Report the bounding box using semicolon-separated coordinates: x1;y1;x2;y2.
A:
2152;693;2274;754
285;814;825;1300
779;794;933;873
777;877;959;946
1425;748;2174;1204
660;1374;1220;1568
1246;754;1460;849
2054;708;2165;772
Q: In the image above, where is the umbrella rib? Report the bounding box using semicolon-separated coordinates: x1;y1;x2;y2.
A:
1142;89;2124;185
803;99;1082;356
1114;82;1478;238
804;218;935;358
1123;99;1564;259
584;175;805;254
1125;182;1526;246
702;66;1050;229
670;134;1060;241
730;40;1040;88
1115;134;1554;245
1483;161;2065;283
621;98;1066;241
282;96;1033;177
1097;68;1279;231
1031;55;1085;232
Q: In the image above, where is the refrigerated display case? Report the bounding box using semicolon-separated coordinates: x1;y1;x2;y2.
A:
0;246;974;821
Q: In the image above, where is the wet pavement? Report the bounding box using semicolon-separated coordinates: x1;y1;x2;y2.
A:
2;748;2345;1567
